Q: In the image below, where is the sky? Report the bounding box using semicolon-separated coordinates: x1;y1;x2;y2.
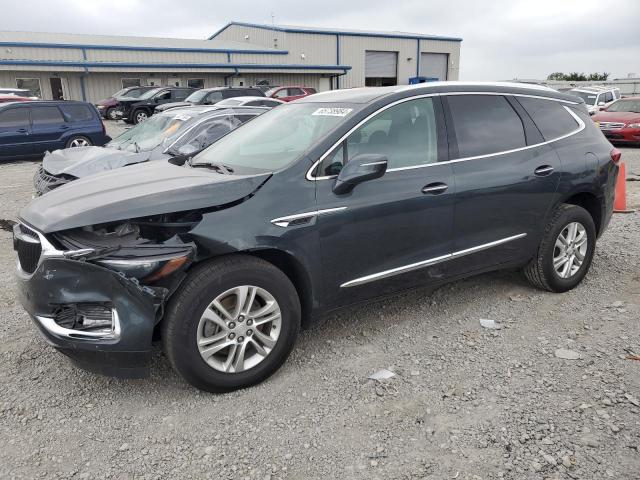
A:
1;0;639;81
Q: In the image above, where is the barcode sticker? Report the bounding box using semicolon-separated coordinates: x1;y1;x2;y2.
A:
312;107;353;117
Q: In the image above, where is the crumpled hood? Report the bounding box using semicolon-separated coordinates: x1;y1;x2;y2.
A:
43;146;152;177
21;161;272;233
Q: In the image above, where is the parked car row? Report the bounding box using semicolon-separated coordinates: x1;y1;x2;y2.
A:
99;85;315;124
11;82;619;393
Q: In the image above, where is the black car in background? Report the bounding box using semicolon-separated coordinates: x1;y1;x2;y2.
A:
155;87;266;114
115;86;195;124
95;86;158;120
14;82;618;392
33;105;270;195
0;101;109;160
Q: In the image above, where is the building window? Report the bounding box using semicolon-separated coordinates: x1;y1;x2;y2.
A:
188;78;205;89
16;78;41;98
122;78;142;88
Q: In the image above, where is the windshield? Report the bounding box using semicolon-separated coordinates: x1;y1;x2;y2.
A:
185;90;208;103
107;113;191;152
112;88;127;98
136;88;163;100
605;99;640;113
568;90;598;105
192;103;357;170
264;88;279;97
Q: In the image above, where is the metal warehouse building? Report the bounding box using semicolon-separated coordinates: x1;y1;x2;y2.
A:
0;22;461;104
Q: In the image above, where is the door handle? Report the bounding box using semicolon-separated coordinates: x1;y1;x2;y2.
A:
422;182;448;195
534;165;554;176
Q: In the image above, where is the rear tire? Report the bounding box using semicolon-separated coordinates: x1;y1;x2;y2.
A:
66;136;92;148
524;204;596;292
106;108;118;120
162;255;301;392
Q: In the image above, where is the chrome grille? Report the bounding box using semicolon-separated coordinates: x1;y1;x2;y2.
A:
33;166;72;196
599;122;624;131
13;224;42;274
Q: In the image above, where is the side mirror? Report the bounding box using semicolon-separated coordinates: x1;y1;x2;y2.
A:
332;154;387;195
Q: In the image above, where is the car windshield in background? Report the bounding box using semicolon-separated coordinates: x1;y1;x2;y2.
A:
112;88;128;98
264;88;279;97
107;113;191;152
606;99;640;113
217;98;244;106
568;91;597;105
185;90;208;102
192;103;358;171
136;88;163;100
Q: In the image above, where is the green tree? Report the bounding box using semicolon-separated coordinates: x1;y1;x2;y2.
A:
587;72;610;81
547;72;566;80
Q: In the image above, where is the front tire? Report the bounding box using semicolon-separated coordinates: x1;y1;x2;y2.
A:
106;107;118;120
132;109;148;124
162;255;301;392
524;204;596;292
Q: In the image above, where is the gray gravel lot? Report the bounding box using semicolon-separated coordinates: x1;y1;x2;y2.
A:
0;128;639;479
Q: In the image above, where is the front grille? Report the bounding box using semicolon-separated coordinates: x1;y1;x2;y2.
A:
14;224;42;274
599;122;625;131
33;166;72;196
53;303;113;331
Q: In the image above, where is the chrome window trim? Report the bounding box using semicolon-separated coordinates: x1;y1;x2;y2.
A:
270;207;347;228
306;92;583;181
340;233;527;288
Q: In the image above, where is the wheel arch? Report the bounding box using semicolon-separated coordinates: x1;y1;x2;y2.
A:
561;191;603;236
244;248;314;327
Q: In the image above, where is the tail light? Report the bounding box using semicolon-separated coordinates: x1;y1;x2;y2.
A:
610;148;622;165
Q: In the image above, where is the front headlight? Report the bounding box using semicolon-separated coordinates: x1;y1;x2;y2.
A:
626;123;640;129
96;105;105;109
95;253;190;281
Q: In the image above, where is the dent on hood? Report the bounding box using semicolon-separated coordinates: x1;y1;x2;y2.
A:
43;146;151;177
21;161;272;233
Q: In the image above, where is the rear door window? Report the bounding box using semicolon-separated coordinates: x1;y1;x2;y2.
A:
173;90;191;101
0;108;29;128
61;104;94;121
31;106;65;125
516;97;579;141
446;95;526;158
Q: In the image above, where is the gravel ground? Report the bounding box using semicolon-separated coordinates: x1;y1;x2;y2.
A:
0;131;639;479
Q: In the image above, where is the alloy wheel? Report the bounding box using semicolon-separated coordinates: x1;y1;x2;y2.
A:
553;222;588;279
196;285;282;373
69;138;90;147
135;111;148;123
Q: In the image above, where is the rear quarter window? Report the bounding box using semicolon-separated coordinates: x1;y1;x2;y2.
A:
517;97;579;141
61;104;94;122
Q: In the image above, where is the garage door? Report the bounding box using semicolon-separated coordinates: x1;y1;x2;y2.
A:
420;53;448;81
365;51;398;78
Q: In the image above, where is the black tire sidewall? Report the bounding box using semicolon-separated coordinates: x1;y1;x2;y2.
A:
133;109;148;124
66;136;91;148
106;108;117;120
167;261;300;392
541;206;596;292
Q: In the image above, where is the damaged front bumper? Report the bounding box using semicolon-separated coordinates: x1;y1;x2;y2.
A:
13;222;173;378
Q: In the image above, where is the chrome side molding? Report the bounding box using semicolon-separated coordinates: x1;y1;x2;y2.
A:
271;207;347;228
341;233;527;288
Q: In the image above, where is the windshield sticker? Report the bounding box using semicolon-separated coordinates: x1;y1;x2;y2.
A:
312;107;353;117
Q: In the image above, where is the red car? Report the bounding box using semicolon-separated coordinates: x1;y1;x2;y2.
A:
266;86;317;102
592;96;640;145
0;94;32;104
